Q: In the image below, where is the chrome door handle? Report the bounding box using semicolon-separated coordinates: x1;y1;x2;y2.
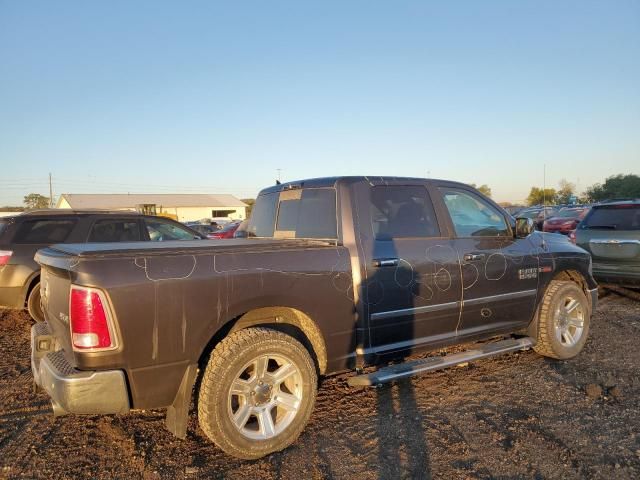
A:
463;253;485;262
373;258;399;267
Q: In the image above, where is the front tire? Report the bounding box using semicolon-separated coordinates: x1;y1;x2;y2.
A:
533;280;590;359
27;282;44;322
198;327;317;459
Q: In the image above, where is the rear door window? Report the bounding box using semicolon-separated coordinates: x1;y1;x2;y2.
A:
88;219;141;242
13;219;77;244
581;205;640;230
369;186;440;239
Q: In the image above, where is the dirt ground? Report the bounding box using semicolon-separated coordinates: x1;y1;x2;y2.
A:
1;293;639;480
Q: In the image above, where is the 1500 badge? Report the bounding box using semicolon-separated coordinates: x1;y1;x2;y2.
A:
519;266;553;280
518;268;538;280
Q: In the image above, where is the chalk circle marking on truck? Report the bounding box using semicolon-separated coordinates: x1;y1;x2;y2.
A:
484;252;508;281
393;259;414;288
331;272;352;293
134;255;197;282
434;267;452;291
461;262;480;290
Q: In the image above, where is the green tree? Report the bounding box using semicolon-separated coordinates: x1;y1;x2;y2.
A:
526;187;557;206
23;193;50;209
469;183;492;197
585;174;640;202
556;178;576;204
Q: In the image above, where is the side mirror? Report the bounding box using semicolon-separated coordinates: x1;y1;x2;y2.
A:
515;217;535;238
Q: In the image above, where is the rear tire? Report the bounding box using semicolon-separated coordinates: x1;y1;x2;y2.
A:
533;280;590;359
27;282;44;323
198;327;317;459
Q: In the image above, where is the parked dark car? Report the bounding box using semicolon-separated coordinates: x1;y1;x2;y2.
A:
519;206;561;230
575;200;640;286
208;220;242;239
0;210;204;321
543;207;589;235
186;223;220;239
31;177;596;459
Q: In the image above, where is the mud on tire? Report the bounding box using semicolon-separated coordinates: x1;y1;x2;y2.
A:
533;280;590;360
197;327;318;459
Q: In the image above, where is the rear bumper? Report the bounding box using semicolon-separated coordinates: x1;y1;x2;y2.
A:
31;323;130;416
0;263;36;308
592;262;640;286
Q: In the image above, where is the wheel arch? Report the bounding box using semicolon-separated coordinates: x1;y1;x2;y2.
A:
23;272;40;306
197;306;328;376
552;269;589;296
528;268;593;339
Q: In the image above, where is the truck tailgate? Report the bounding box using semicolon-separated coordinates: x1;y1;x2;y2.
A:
37;249;76;358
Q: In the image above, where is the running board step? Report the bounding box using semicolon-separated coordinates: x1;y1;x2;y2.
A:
347;337;535;387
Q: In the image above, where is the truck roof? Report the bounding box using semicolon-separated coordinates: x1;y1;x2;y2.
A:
259;176;467;194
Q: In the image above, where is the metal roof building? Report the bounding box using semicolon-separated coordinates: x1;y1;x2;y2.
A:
56;194;248;223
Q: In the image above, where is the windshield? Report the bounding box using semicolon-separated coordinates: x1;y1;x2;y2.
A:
519;210;540;219
556;208;586;219
581;205;640;230
219;221;240;233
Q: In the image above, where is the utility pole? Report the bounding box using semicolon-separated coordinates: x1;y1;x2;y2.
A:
277;168;282;182
49;173;53;208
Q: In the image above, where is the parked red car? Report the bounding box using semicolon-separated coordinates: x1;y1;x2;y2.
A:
543;207;589;234
208;220;242;239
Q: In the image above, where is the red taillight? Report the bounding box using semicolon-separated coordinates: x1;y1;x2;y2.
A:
568;231;576;244
70;286;115;350
0;250;12;266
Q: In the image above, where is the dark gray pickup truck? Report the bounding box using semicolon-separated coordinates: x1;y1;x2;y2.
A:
31;176;597;459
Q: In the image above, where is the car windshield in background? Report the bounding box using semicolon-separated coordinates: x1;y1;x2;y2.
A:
556;208;586;218
0;220;8;237
219;221;240;233
519;210;540;219
581;205;640;230
146;219;198;241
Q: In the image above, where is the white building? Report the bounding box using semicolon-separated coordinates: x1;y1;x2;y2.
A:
56;193;247;223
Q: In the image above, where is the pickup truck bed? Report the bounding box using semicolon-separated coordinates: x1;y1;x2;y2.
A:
35;238;355;410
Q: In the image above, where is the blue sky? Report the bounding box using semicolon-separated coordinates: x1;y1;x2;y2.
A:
1;0;638;205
